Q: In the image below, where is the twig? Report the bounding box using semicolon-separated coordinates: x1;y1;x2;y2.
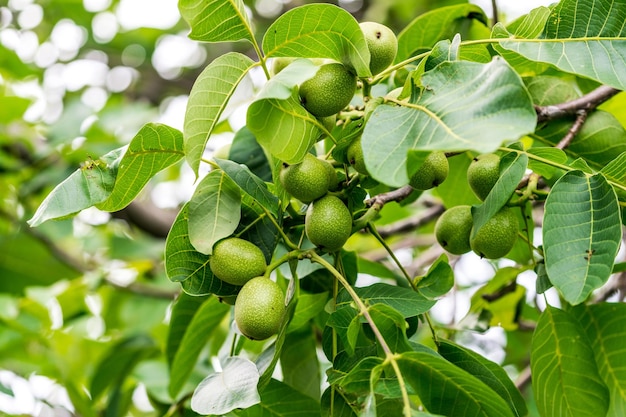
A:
366;185;414;208
515;365;532;390
490;0;499;26
376;204;444;238
555;110;588;150
104;279;179;300
535;85;620;122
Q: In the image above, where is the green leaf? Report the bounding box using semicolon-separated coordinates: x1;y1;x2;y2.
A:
321;386;358;417
362;58;536;187
368;304;412;353
257;58;319;101
166;293;207;367
527;147;568;179
229;126;272;182
97;123;184;211
191;356;261;415
543;171;621;304
165;203;240;296
416;254;454;300
236;378;321;417
491;7;552;76
438;340;527;417
214;158;279;215
288;292;329;332
247;94;322;164
397;351;515;417
281;329;321;400
262;4;370;77
339;283;435;317
178;0;254;43
327;306;360;356
470;152;527;241
334;356;384;396
499;0;626;89
572;303;626;415
28;148;123;227
601;151;626;187
90;335;158;401
168;296;230;398
184;52;255;176
531;306;609;417
188;169;242;255
396;4;488;62
236;193;280;263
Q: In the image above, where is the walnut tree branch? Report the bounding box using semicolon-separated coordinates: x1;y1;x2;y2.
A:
535;85;620;123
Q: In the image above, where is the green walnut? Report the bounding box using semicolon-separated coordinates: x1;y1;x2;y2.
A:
467;153;501;200
299;63;356;117
235;277;285;340
435;205;473;255
359;21;398;75
305;195;352;252
209;237;267;286
280;153;332;203
470;207;518;259
347;137;368;175
409;151;449;190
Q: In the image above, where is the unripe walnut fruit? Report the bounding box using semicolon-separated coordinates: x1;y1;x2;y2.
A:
359;22;398;75
299;63;356;117
435;205;473;255
209;237;267;286
280;153;332;203
409;151;449;190
305;195;352;252
235;277;285;340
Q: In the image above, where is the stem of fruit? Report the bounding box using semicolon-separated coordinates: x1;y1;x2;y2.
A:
265;250;305;278
371;51;432;84
309;251;413;417
367;223;417;292
259;205;300;251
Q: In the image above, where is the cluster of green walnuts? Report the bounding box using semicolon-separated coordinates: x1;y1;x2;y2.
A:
207;21;517;342
435;154;519;259
207;21;400;341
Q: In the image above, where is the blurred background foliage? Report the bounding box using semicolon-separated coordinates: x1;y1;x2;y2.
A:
0;0;540;415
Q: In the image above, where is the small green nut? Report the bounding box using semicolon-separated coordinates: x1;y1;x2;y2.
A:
467;153;501;201
470;207;518;259
299;63;357;117
347;137;368;175
359;21;398;75
409;151;449;190
235;277;285;340
305;195;353;252
280;153;332;203
435;205;473;255
209;237;267;286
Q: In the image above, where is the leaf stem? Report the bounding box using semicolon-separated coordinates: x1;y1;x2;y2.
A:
258;204;300;250
367;223;417;291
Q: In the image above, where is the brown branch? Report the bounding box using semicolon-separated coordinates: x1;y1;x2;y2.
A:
366;185;414;208
112;200;178;239
376;204;445;237
555;109;589;150
535;85;620;122
491;0;499;26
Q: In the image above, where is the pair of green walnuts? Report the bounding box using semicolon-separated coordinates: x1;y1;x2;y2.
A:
210;237;285;341
435;154;519;259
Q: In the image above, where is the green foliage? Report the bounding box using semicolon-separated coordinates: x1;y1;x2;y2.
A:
8;0;626;416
